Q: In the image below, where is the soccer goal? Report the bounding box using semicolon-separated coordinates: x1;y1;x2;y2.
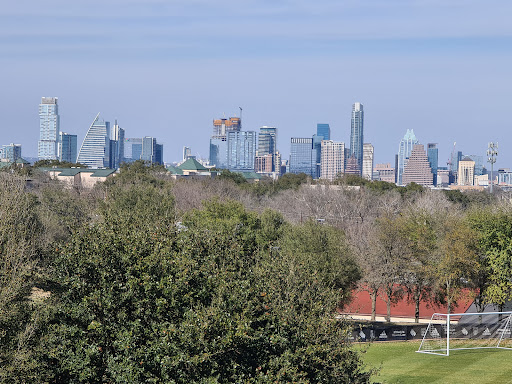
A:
417;312;512;356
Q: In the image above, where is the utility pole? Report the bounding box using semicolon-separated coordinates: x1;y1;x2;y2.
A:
487;142;498;193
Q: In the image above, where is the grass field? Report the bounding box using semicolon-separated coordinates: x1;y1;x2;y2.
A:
360;341;512;384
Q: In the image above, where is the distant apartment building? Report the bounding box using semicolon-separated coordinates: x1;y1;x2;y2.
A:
344;155;359;175
255;154;273;174
374;163;395;183
38;97;60;160
320;140;345;181
362;143;374;180
401;144;433;187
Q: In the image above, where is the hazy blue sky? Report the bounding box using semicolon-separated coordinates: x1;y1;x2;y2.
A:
2;0;512;168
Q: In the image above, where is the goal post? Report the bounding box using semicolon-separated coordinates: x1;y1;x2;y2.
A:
417;311;512;356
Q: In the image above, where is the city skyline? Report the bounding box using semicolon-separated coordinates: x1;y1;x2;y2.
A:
1;1;511;168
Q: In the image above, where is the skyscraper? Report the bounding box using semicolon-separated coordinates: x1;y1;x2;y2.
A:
77;113;110;168
258;126;277;156
213;117;241;136
124;138;143;162
2;143;22;162
457;157;476;186
427;143;438;186
58;132;77;163
362;143;374;180
289;137;315;177
38;97;60;160
401;144;433;187
141;136;163;165
397;129;419;185
316;124;331;141
210;115;241;169
320;140;345;181
350;102;364;174
110;120;125;168
227;131;256;171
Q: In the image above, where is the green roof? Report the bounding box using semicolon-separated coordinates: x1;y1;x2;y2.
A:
166;165;184;175
90;169;116;177
178;158;208;172
0;162;11;169
55;168;116;177
15;157;30;164
237;171;262;180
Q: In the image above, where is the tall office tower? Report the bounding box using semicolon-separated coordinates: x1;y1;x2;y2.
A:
258;126;277;172
320;140;345;181
362;143;374;180
350;102;364;174
58;132;77;163
183;146;192;161
427;143;438;186
38;97;60;160
401;144;433;187
123;138;142;162
227;131;256;171
110;120;125;168
213;117;241;136
77;113;110;168
141;136;163;165
289;138;316;177
450;151;463;174
457;157;476;186
2;143;22;162
465;154;484;176
397;129;419;185
209;136;228;168
317;123;331;141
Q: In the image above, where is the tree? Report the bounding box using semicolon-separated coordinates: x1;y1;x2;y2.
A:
436;218;480;313
37;195;372;383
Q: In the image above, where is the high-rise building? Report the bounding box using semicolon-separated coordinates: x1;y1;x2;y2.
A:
320;140;345;181
141;136;163;165
397;129;419;185
2;143;22;162
401;144;433;187
374;163;395;183
213;117;241;136
110;120;125;168
344;155;359;175
77;113;110;168
58;132;77;163
289;137;315;177
317;124;331;141
258;126;277;156
427;143;438;186
38;97;60;160
209;136;228;169
124;138;142;162
350;102;364;174
362;143;374;180
227;131;256;171
255;154;274;174
183;146;192;161
457;157;476;186
465;154;484;176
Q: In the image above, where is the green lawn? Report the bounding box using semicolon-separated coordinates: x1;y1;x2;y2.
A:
360;341;512;384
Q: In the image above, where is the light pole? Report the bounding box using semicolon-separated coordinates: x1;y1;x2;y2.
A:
487;142;498;193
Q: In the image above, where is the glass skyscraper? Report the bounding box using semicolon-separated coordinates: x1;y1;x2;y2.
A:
227;131;256;171
397;129;419;185
258;126;277;156
2;143;22;162
77;113;110;168
58;132;77;163
427;143;438;186
141;136;164;165
289;137;315;178
110;120;125;168
38;97;60;160
350;103;364;174
316;124;331;141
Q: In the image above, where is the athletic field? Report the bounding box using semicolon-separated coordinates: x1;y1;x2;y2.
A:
360;341;512;384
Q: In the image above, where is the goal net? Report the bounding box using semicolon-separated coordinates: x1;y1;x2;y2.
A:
417;312;512;356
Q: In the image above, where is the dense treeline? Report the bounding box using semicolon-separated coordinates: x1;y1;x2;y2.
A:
1;163;512;382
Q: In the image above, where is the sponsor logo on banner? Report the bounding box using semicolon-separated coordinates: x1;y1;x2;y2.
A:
462;328;468;336
359;330;366;339
483;328;491;336
410;329;416;337
378;331;388;339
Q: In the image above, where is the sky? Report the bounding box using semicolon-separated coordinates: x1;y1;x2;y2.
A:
1;0;512;168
